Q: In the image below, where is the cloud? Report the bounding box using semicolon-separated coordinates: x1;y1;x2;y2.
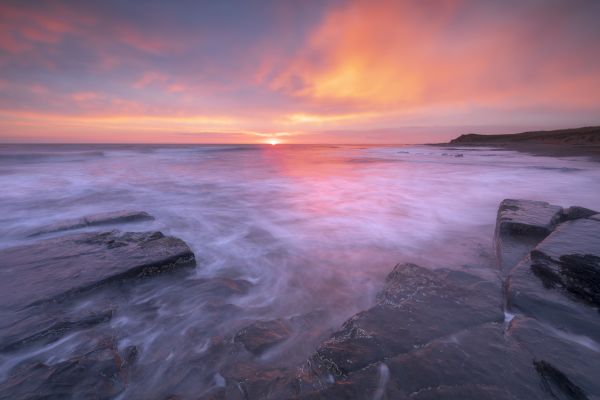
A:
271;0;600;112
0;1;599;143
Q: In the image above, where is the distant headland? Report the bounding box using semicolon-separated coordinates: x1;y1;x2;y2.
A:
443;126;600;160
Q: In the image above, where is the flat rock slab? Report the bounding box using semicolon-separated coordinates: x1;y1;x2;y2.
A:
0;230;196;311
28;210;154;237
508;316;600;399
311;263;503;376
496;199;563;237
532;218;600;263
495;199;563;274
507;217;600;339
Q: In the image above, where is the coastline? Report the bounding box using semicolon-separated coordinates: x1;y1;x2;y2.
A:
431;142;600;161
431;126;600;161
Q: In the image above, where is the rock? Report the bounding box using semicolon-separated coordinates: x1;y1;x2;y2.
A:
234;319;292;356
534;361;589;400
296;362;407;400
495;199;563;274
531;219;600;303
383;323;546;399
0;339;137;400
0;230;196;310
300;323;547;399
310;264;503;376
28;210;154;237
508;316;599;399
562;206;598;222
507;218;600;339
0;310;113;353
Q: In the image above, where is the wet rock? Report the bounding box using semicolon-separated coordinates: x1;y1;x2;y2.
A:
0;339;137;400
495;199;563;274
530;218;600;308
0;230;196;310
299;323;547;399
562;206;598;222
507;218;600;339
311;264;503;376
28;210;154;237
496;199;563;237
234;319;292;356
409;385;517;400
534;361;589;400
0;310;113;353
220;364;299;400
508;317;599;399
297;362;407;400
381;322;545;399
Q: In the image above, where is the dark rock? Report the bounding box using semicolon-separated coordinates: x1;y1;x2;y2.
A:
508;317;599;399
221;364;298;400
28;210;154;237
409;385;517;400
297;362;407;400
299;323;547;399
534;361;589;400
0;339;137;400
495;199;563;274
562;206;598;222
496;199;562;237
310;264;503;376
0;310;113;353
234;319;292;356
507;217;600;339
0;230;196;310
381;322;545;399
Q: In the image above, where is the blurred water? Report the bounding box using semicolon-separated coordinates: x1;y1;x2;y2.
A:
0;143;599;397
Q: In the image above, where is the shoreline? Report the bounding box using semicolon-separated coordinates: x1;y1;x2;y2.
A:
431;142;600;162
432;125;600;161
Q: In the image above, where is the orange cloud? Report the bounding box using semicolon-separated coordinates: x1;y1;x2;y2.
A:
271;0;600;112
71;91;99;102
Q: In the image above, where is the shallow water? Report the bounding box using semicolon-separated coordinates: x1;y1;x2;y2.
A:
0;143;599;397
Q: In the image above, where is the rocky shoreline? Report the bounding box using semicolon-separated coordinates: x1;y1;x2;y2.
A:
0;201;599;399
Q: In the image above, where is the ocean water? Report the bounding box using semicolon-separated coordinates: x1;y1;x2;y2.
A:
0;143;599;397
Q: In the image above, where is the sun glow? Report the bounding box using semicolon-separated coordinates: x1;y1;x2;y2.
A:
267;138;280;145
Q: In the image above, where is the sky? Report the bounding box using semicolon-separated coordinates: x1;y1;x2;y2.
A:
0;0;599;144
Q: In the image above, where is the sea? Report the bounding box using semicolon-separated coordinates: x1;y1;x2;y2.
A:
0;143;599;397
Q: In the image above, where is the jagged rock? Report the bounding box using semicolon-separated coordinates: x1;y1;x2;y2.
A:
310;264;503;376
507;218;600;339
0;230;196;310
495;199;563;274
234;319;292;356
28;210;154;237
0;339;137;400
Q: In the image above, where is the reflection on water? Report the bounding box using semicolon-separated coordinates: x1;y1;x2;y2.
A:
0;144;599;397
